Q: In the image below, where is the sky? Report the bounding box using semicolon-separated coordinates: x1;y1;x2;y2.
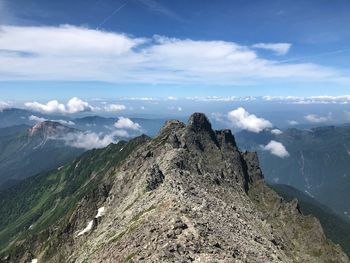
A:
1;0;350;100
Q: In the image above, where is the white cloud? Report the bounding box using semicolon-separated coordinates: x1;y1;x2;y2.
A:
263;95;350;104
60;130;129;150
252;43;292;55
288;120;299;125
227;107;273;133
185;96;257;102
0;24;144;57
25;97;93;114
122;97;156;101
211;112;225;123
0;25;348;85
271;129;283;135
104;104;126;112
29;115;47;122
28;115;75;126
0;101;10;111
54;119;75;126
112;130;130;137
304;113;331;123
114;117;141;130
262;140;290;158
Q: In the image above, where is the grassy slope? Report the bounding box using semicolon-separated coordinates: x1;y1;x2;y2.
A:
0;126;83;188
0;136;148;255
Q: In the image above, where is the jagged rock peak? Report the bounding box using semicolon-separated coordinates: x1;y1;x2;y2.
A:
162;119;186;131
188;112;212;131
158;113;238;152
215;129;237;149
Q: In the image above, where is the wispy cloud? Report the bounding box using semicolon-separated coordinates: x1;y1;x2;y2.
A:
252;43;292;55
29;115;75;125
103;103;126;112
287;120;299;125
29;115;47;123
97;2;128;29
138;0;185;22
0;25;349;85
58;131;120;150
263;95;350;104
304;113;332;123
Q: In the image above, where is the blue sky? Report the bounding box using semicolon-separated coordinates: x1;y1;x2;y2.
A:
1;0;350;100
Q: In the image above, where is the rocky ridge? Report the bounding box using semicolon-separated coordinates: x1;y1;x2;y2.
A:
28;121;75;138
5;113;349;262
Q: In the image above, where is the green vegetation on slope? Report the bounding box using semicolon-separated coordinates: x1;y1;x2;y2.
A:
0;135;149;255
0;125;83;189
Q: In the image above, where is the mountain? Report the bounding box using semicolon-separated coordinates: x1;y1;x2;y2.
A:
73;116;117;133
0;108;70;128
235;126;350;220
271;184;350;256
0;108;36;128
0;108;167;137
0;113;348;262
0;121;84;189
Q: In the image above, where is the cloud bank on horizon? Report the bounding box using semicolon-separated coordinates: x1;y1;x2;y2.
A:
0;24;349;87
25;97;93;114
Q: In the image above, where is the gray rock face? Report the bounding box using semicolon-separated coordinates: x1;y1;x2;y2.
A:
28;121;74;138
15;113;349;262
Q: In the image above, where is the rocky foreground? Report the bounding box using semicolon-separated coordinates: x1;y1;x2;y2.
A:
4;113;349;262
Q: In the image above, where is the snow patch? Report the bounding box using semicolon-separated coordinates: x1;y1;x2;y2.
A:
95;207;105;218
76;220;94;237
31;259;38;263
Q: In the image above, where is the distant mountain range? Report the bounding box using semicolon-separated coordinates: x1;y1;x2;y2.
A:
0;108;166;136
0;113;347;262
236;126;350;221
0;108;167;190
